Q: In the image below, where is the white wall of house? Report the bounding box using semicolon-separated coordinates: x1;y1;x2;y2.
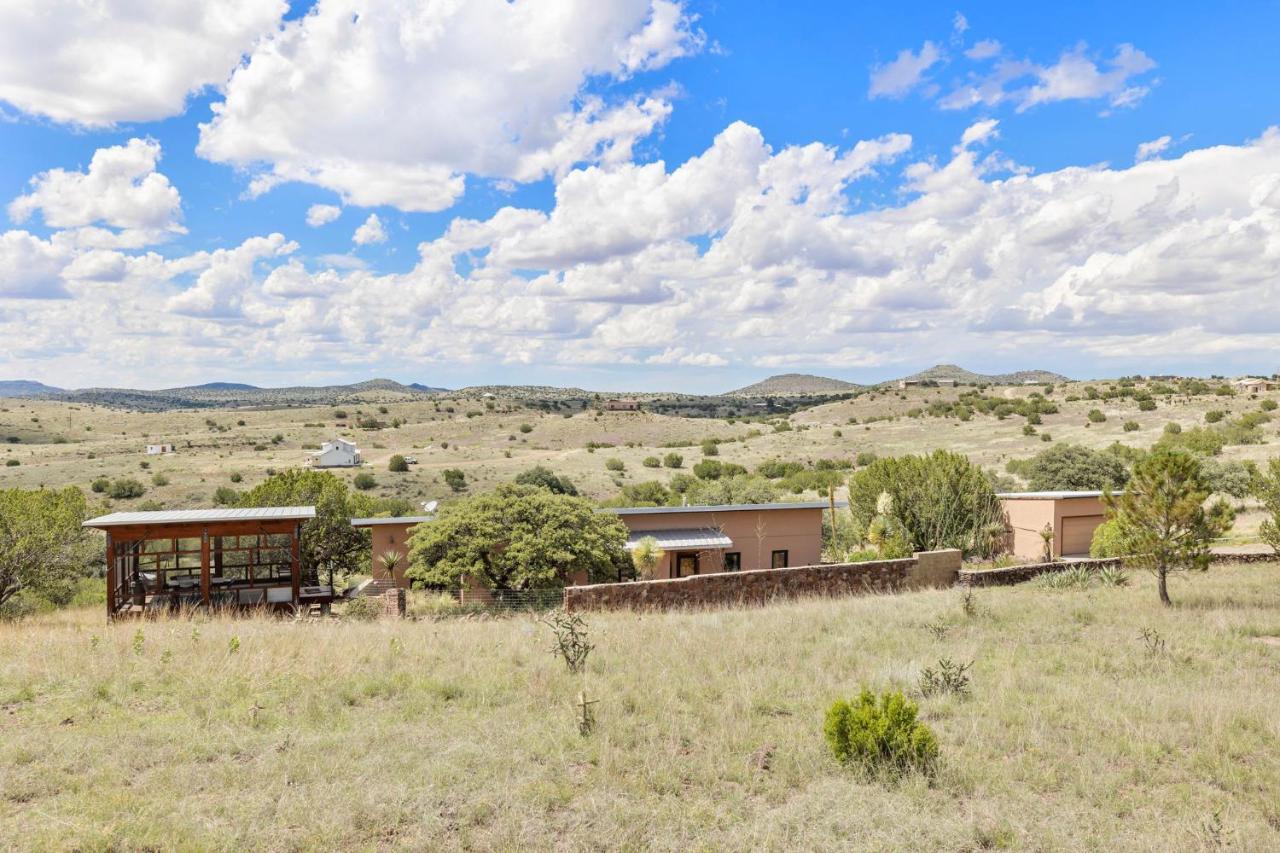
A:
310;439;360;467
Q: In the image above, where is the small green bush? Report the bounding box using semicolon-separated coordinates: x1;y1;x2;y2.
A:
343;595;381;621
519;423;534;433
1204;410;1226;424
824;689;939;777
353;472;377;490
700;439;719;456
108;478;146;499
604;457;625;472
1261;399;1278;412
388;454;409;472
213;486;241;506
1087;409;1106;423
1123;420;1140;432
642;456;660;468
1138;399;1157;411
151;473;169;486
4;459;18;467
91;477;110;493
1089;518;1129;558
662;452;683;469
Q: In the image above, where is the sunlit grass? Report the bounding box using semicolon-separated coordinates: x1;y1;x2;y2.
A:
3;564;1280;849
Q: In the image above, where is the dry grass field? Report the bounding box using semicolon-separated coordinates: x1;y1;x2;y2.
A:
3;563;1280;850
2;379;1277;536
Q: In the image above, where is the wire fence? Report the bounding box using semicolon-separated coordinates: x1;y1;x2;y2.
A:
450;587;566;613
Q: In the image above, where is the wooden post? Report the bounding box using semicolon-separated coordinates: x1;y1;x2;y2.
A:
104;532;115;619
290;523;301;604
200;527;211;606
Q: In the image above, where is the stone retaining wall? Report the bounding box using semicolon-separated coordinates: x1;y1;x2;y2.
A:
564;549;961;613
958;551;1276;588
958;558;1123;587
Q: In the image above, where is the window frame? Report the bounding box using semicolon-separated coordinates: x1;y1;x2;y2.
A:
770;549;789;569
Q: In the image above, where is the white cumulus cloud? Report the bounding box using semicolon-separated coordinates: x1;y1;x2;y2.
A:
306;204;342;227
196;0;704;212
0;0;286;126
353;214;388;246
8;139;184;246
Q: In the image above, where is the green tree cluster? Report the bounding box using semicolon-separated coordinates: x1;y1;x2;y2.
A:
407;484;628;590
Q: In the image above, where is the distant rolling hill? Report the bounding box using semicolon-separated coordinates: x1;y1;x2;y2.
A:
0;378;450;411
729;373;862;396
0;380;65;397
894;364;1071;386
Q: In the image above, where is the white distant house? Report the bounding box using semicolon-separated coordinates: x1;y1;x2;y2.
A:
145;444;175;455
308;438;361;468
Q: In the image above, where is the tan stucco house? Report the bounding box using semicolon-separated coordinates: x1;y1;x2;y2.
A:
998;491;1109;560
602;501;834;578
350;515;434;586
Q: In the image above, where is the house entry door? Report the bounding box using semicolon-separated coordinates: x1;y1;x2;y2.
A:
675;553;699;577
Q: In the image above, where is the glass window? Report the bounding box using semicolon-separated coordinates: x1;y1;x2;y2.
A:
724;552;741;572
771;550;788;569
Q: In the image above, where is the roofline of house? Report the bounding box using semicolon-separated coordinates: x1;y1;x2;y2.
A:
600;500;845;516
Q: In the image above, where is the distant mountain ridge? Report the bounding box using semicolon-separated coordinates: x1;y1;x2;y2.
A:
729;373;861;396
0;380;65;397
0;378;450;411
894;364;1071;385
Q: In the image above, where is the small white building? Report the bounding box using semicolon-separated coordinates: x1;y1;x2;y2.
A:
308;438;361;468
145;444;175;455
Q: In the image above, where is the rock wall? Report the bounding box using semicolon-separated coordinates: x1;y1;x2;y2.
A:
564;550;961;612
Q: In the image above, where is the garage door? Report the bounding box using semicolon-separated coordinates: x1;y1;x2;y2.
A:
1060;516;1104;557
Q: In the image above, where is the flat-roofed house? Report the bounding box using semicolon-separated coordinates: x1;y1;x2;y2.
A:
604;398;641;411
601;501;836;578
308;438;360;468
999;491;1110;560
350;515;434;587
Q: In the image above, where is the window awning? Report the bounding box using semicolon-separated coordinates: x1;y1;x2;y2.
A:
624;528;733;551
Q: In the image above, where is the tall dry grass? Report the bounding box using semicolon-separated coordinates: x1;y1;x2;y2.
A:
3;564;1280;850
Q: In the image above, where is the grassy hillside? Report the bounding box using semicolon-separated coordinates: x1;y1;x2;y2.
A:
729;373;861;396
1;378;1278;538
3;563;1279;849
895;363;1071;385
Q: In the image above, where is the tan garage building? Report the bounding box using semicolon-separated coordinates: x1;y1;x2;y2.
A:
999;491;1110;560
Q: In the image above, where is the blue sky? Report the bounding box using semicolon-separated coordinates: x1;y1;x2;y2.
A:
2;1;1279;391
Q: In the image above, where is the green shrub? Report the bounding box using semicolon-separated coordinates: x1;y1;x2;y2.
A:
519;423;534;433
229;472;243;483
1021;444;1129;492
150;473;169;486
1087;409;1106;423
1123;421;1139;432
108;478;146;499
5;459;18;467
513;466;577;495
662;452;683;469
604;457;625;472
353;472;377;490
824;689;939;777
1261;399;1278;412
388;454;409;472
855;451;878;467
1163;422;1182;435
693;459;724;480
1089;519;1129;558
700;439;719;456
642;456;660;468
1022;424;1036;436
1205;410;1226;423
442;468;467;492
91;477;109;493
343;595;381;621
213;486;241;506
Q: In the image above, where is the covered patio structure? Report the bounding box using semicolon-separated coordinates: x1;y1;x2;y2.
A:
83;507;329;618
